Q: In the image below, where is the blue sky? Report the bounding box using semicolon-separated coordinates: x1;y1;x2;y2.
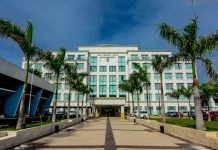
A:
0;0;218;82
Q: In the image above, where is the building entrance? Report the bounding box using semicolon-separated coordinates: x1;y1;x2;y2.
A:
100;106;120;117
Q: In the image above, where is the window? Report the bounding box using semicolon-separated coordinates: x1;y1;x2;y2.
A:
131;54;138;59
179;95;185;100
141;55;149;60
67;55;75;60
154;73;160;79
64;93;69;101
109;75;116;85
148;73;151;79
155;83;160;90
166;95;173;101
35;63;43;71
99;75;107;85
57;83;62;90
165;73;172;80
179;106;187;112
99;85;107;97
90;85;97;97
187;83;192;87
162;55;169;59
177;83;184;89
90;66;97;72
118;56;125;65
144;94;152;101
44;73;52;80
167;106;176;112
165;83;173;90
155;93;161;101
174;63;183;70
119;66;125;72
77;55;85;60
119;75;126;82
65;83;69;90
90;57;97;66
57;93;61;101
186;73;193;80
109;85;116;97
151;55;159;59
75;94;83;101
142;63;150;69
133;94;141;101
176;73;183;80
90;75;97;83
185;63;192;70
109;66;116;72
77;63;84;70
99;66;107;72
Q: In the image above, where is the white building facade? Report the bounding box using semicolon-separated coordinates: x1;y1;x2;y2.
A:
23;45;194;118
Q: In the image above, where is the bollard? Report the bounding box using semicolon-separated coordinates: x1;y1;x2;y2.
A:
160;126;164;133
134;118;136;123
55;125;59;133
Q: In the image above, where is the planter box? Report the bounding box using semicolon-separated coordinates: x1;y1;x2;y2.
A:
0;118;82;150
130;117;218;150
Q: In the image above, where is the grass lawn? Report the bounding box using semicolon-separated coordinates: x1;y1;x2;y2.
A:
0;120;52;131
150;118;218;131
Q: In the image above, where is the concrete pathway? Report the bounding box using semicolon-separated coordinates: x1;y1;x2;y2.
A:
13;117;211;150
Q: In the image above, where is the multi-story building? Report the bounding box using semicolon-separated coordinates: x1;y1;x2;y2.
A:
23;45;194;118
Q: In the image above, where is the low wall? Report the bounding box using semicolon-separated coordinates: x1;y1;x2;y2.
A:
0;118;82;150
129;117;218;150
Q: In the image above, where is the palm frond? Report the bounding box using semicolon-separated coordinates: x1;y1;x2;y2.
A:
25;19;33;47
158;23;183;48
200;57;218;79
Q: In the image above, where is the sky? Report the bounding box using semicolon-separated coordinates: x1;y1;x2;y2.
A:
0;0;218;83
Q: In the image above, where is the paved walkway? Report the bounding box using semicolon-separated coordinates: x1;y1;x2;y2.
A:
14;117;210;150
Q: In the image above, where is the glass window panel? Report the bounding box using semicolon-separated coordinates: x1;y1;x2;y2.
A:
165;83;173;90
165;73;172;80
185;63;192;70
176;73;183;80
186;73;193;80
109;66;116;72
99;66;107;72
174;63;183;70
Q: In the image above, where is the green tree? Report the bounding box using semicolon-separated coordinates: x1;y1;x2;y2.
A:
151;55;172;123
130;72;143;118
133;63;151;119
42;48;66;122
166;89;181;118
0;19;40;129
158;16;218;130
180;86;194;115
200;83;215;121
119;80;135;115
28;68;42;77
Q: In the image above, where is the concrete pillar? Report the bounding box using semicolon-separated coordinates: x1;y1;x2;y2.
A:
121;105;125;119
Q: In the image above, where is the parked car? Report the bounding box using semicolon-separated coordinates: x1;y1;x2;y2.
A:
132;110;148;119
70;110;78;118
209;111;218;120
182;111;188;117
166;112;183;117
188;111;208;120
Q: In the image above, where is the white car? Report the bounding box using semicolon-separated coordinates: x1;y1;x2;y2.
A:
133;110;148;118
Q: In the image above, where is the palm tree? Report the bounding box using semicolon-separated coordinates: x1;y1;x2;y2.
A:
42;48;66;122
130;72;143;118
85;87;93;117
119;79;135;115
200;83;214;121
166;89;181;118
180;86;194;116
158;16;218;130
79;84;92;117
0;19;40;129
151;55;172;123
133;63;151;119
65;63;77;119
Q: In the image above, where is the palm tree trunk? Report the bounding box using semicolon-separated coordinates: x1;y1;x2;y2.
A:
177;99;180;118
81;93;84;117
16;59;29;129
131;93;135;115
85;94;88;117
208;99;211;121
189;98;192;119
52;75;59;123
160;73;166;123
146;86;150;119
137;91;140;118
128;93;130;116
192;60;206;130
67;88;71;119
76;91;79;118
